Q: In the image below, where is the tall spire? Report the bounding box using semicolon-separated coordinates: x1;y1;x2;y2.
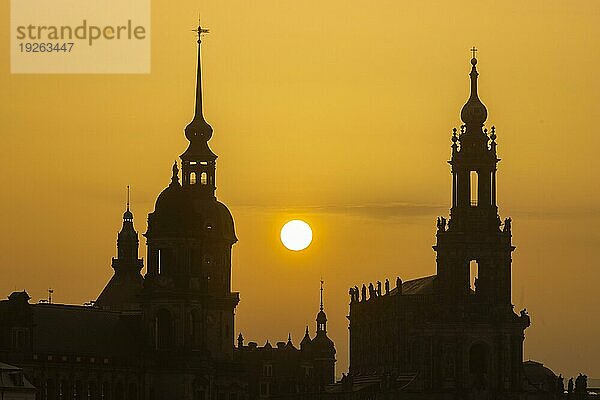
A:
460;47;488;129
184;20;214;143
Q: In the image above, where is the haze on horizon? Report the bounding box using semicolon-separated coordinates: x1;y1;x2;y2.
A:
1;0;599;380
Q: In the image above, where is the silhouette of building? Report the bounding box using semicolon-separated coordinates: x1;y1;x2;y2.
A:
343;55;533;399
0;24;335;400
235;281;335;399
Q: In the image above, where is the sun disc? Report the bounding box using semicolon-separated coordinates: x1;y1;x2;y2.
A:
280;220;313;251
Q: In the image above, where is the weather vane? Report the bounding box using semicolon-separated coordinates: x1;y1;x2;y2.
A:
471;46;478;59
194;14;210;37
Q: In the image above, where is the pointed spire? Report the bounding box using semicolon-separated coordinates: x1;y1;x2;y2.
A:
184;20;213;143
460;47;488;128
320;279;324;311
300;325;312;348
316;280;327;332
123;185;133;221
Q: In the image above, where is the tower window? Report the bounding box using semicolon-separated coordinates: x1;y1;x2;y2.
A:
470;171;478;206
470;260;478;293
200;172;208;185
157;249;162;274
190;172;197;185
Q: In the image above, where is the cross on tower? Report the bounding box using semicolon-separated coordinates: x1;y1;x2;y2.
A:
196;15;210;36
471;46;478;59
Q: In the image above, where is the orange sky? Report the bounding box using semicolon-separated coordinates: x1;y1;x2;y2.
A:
1;0;600;379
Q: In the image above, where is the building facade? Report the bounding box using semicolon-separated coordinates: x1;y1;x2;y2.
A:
235;286;335;399
0;25;335;400
346;55;531;400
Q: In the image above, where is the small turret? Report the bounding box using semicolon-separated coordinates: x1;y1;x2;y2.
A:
96;187;143;310
300;326;312;350
311;280;336;388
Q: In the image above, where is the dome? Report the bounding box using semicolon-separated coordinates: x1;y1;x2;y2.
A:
460;58;488;127
154;177;184;213
311;331;335;354
123;209;134;220
316;310;327;323
523;360;558;380
149;183;237;243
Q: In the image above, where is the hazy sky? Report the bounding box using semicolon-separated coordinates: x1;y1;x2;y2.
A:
1;0;599;379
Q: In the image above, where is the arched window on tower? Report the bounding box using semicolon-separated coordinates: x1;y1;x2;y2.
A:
157;249;162;274
200;172;208;185
190;172;197;185
470;171;478;206
470;260;479;293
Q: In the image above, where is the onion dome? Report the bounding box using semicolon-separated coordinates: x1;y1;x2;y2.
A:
149;162;236;242
460;56;488;127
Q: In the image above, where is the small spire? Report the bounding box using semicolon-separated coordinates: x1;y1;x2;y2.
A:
123;185;133;221
288;333;292;342
320;279;324;311
305;325;309;335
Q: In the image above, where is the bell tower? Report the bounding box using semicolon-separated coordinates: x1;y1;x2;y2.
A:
143;22;239;365
181;24;217;196
434;51;514;307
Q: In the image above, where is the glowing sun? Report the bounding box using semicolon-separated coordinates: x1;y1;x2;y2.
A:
280;220;313;251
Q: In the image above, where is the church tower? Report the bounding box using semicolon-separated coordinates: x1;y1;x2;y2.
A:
96;187;144;310
311;281;336;389
433;51;530;394
142;23;239;367
434;52;513;306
